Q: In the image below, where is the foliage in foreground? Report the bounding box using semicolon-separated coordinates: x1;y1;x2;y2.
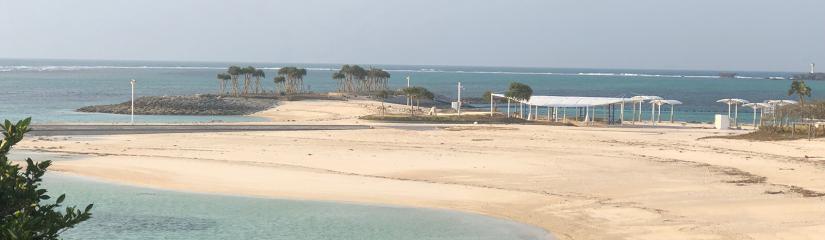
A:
0;118;93;240
505;82;533;102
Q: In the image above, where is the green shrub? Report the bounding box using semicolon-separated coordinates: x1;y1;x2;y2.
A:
1;118;93;240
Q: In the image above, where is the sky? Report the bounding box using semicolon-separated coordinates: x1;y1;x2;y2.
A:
1;0;823;72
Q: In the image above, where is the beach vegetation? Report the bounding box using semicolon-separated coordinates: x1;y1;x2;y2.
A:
277;67;308;95
227;66;243;97
332;65;390;93
253;69;266;94
0;118;93;240
374;90;395;116
217;66;269;97
505;82;533;102
401;87;435;116
216;73;231;96
273;76;286;96
788;80;812;107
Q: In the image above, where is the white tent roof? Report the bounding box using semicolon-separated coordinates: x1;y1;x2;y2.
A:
491;94;633;107
651;99;682;105
717;98;750;104
742;103;771;109
765;100;798;106
630;95;663;101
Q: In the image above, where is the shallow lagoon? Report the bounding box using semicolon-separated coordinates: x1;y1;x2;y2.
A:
45;174;553;240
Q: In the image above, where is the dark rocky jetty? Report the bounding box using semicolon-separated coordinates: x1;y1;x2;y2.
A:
77;94;276;115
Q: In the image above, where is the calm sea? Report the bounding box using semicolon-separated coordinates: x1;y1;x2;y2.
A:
2;58;821;124
44;174;552;240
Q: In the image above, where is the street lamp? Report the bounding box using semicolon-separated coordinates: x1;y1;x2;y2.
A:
130;79;136;125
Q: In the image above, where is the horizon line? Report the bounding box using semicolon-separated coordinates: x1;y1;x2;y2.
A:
0;57;808;74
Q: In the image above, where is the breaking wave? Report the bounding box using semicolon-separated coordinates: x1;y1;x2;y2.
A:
0;65;785;80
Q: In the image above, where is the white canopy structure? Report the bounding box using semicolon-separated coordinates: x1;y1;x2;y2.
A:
490;94;631;107
717;98;750;127
488;93;680;126
650;100;683;123
743;103;763;128
765;99;798;106
762;100;798;126
629;96;663;123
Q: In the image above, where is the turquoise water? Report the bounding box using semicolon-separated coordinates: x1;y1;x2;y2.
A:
44;174;552;240
2;58;822;123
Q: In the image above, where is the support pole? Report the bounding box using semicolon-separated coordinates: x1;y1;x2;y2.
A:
130;79;136;125
547;106;551;121
563;108;567;123
527;104;532;120
651;103;656;125
638;101;644;122
457;82;462;116
620;102;625;123
670;105;675;123
490;95;494;117
752;108;757;129
657;103;662;123
507;99;511;118
734;103;739;128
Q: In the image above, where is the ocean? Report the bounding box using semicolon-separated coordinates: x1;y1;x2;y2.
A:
1;58;821;124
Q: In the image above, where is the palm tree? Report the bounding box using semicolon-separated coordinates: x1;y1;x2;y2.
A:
788;80;812;106
788;80;813;120
241;66;256;96
332;72;346;92
366;68;391;92
273;76;286;96
333;65;368;93
253;69;265;94
227;66;242;96
401;86;434;116
278;67;308;94
216;73;231;96
505;82;533;119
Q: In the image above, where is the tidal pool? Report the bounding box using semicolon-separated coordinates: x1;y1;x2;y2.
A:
44;174;554;240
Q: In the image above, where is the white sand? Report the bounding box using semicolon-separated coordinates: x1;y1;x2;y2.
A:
20;99;825;240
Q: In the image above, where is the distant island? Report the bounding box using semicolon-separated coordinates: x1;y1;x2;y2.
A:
791;73;825;80
718;72;737;78
77;94;276;115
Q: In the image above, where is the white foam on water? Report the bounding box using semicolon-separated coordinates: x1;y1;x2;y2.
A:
0;65;785;81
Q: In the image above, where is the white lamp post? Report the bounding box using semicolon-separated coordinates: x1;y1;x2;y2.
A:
130;79;136;125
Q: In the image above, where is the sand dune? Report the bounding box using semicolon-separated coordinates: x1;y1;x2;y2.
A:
20;99;825;240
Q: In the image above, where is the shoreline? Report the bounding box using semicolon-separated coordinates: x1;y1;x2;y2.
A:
46;171;555;239
18;99;825;239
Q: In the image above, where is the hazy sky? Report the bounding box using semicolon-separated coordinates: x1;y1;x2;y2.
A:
1;0;823;71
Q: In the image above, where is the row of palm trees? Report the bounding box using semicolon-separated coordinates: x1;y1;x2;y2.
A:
216;66;306;97
216;66;266;97
275;67;307;95
332;65;391;93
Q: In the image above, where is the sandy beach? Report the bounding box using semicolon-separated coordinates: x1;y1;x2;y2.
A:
19;99;825;240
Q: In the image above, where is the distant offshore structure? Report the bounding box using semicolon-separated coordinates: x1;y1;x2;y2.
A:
718;72;738;78
791;62;825;80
